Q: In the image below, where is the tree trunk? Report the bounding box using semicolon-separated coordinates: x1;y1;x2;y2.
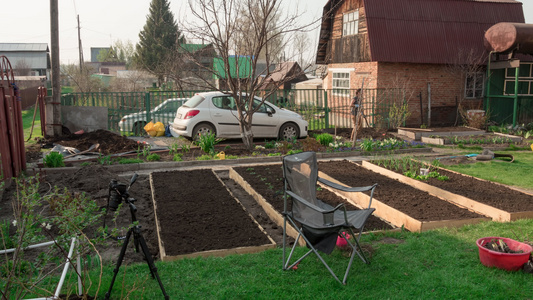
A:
240;122;254;150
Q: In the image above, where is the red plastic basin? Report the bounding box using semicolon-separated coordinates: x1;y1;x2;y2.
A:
476;237;533;271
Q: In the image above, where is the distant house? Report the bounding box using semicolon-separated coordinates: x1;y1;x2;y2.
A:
0;43;50;108
0;43;50;78
316;0;529;127
178;43;217;88
261;61;308;90
88;47;126;76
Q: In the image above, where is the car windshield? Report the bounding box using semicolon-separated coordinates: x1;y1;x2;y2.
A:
182;95;205;108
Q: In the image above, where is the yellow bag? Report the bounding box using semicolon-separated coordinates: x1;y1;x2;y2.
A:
144;121;157;137
153;122;165;137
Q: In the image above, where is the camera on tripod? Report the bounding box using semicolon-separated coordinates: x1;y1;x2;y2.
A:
107;173;138;211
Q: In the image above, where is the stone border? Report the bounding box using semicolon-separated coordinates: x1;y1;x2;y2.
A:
26;147;432;176
150;169;276;262
361;160;533;222
318;167;490;232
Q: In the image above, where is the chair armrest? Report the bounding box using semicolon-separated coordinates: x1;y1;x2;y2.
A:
286;190;346;214
318;177;377;193
286;190;348;226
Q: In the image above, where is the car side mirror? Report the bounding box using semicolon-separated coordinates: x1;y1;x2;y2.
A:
266;107;274;116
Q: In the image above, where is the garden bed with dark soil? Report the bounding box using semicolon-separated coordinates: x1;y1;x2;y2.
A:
26;128;400;165
361;160;533;221
150;169;274;260
317;160;487;231
232;164;394;232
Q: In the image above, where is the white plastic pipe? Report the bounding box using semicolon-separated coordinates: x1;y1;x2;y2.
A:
54;238;77;298
0;240;56;254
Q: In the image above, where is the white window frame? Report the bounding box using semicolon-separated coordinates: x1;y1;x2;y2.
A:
504;63;533;96
343;10;359;36
464;72;484;99
332;72;350;96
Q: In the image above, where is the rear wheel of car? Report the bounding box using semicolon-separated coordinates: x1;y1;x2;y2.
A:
192;123;215;140
279;122;299;140
132;122;146;136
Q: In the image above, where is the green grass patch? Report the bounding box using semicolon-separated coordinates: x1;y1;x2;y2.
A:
22;107;43;145
446;151;533;190
26;219;533;299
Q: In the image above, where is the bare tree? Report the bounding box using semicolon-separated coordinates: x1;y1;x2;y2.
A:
181;0;318;149
61;63;105;96
13;59;32;76
445;48;486;126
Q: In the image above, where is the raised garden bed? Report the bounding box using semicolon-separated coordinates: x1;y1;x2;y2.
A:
361;160;533;222
420;132;522;145
318;160;489;232
150;169;275;261
398;127;485;141
230;164;394;244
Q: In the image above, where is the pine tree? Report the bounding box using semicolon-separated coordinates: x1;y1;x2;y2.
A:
135;0;184;86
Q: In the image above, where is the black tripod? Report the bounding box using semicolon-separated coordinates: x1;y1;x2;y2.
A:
104;175;169;300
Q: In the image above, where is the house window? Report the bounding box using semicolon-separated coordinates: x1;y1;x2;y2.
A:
343;10;359;36
504;63;533;95
332;72;350;96
465;72;484;98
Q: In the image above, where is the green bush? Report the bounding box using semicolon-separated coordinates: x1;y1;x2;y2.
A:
43;152;64;168
315;133;334;147
196;133;221;155
146;153;161;161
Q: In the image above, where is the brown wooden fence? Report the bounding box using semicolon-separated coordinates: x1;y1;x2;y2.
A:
0;56;26;186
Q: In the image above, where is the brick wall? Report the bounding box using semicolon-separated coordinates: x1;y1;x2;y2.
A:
325;61;483;127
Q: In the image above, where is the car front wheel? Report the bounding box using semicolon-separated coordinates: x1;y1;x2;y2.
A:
279;123;299;140
192;123;215;140
132;122;146;136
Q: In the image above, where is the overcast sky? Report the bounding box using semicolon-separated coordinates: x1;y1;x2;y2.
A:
2;0;532;65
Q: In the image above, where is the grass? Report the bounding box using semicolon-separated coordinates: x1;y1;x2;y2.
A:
27;219;533;299
22;106;43;145
446;151;533;190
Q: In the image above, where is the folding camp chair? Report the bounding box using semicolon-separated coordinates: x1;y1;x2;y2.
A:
282;151;377;284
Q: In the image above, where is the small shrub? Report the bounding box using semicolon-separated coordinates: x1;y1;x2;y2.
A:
196;133;221;155
173;153;183;161
97;154;112;165
316;133;334;147
43;152;65;168
146;153;161;161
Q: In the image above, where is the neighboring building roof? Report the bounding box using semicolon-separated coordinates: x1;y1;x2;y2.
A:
213;56;252;79
263;62;307;83
0;43;50;69
316;0;525;65
0;43;49;52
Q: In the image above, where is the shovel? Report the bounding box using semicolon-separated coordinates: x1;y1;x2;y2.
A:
63;143;100;159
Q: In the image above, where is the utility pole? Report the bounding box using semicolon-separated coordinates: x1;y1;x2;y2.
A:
48;0;62;137
77;15;84;71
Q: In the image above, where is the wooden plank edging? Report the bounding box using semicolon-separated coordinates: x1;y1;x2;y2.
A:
361;160;533;222
228;167;306;246
149;173;167;261
151;169;276;262
317;170;489;232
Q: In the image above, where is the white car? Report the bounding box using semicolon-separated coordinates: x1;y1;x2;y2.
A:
169;91;308;140
118;98;186;134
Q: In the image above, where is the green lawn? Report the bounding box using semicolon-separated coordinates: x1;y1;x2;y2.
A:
446;151;533;190
22;106;43;144
28;219;533;299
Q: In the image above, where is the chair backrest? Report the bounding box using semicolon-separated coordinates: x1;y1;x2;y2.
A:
282;152;319;208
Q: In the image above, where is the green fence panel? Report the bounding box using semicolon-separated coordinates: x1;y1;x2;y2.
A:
61;88;404;136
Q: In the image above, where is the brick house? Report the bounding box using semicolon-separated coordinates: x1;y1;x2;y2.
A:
316;0;526;127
